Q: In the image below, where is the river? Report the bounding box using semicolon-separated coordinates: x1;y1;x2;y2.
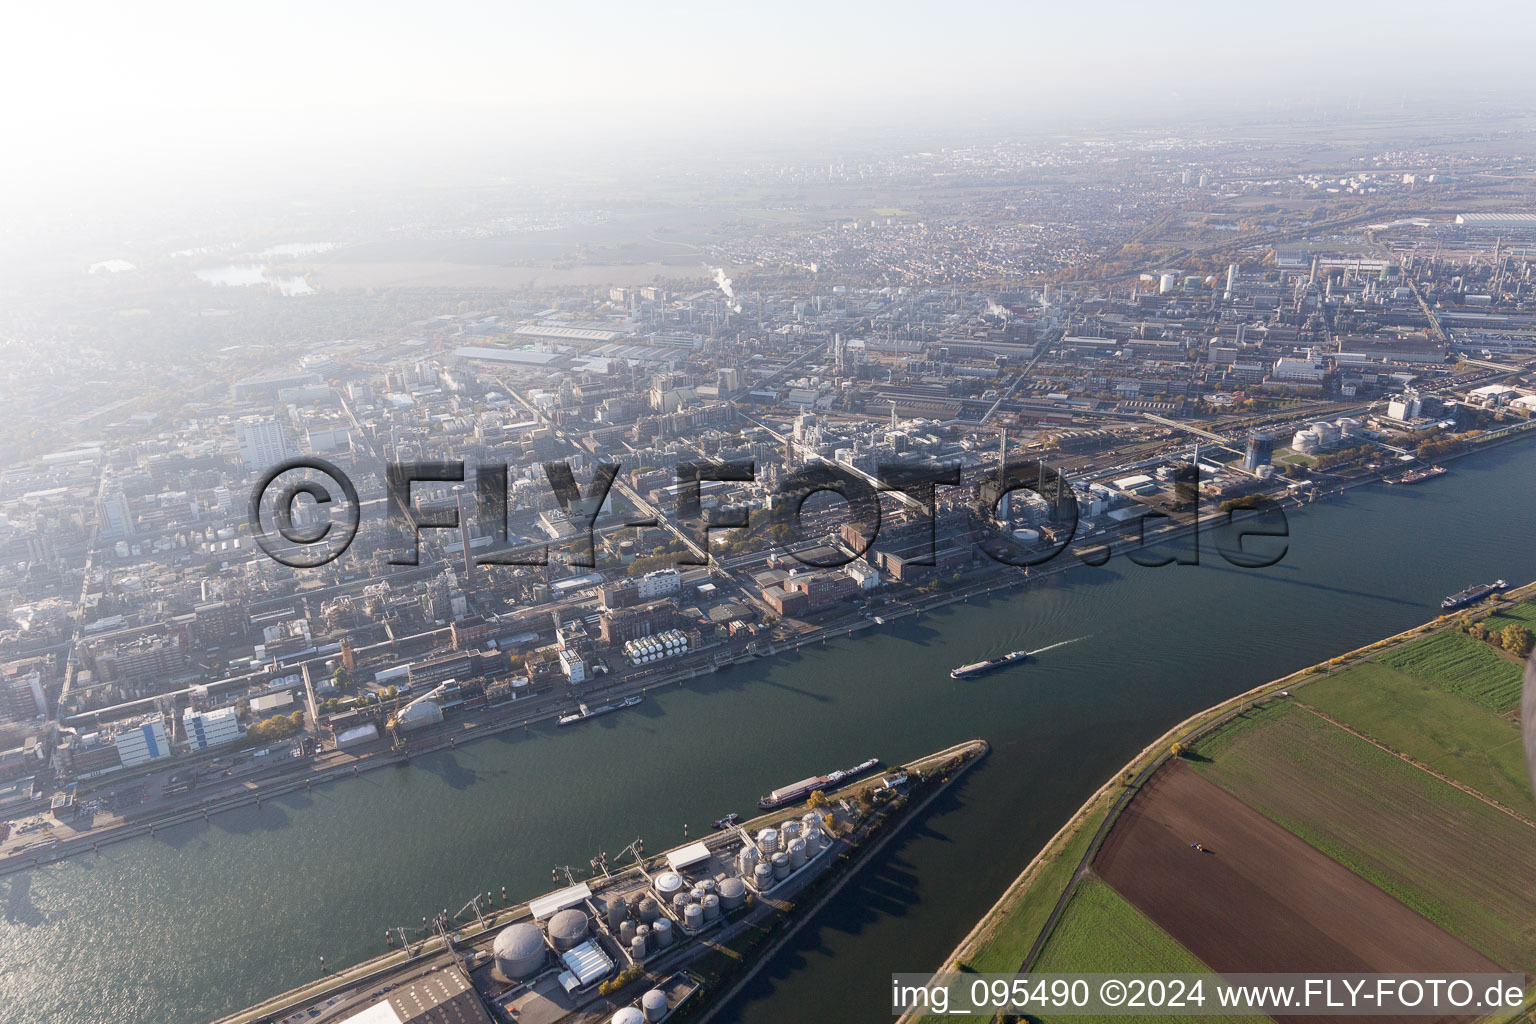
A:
2;440;1534;1024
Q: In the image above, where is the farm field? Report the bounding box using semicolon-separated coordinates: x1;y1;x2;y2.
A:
1032;878;1269;1024
1299;660;1536;820
1188;702;1536;971
1474;598;1536;636
1095;762;1504;1024
1378;631;1523;712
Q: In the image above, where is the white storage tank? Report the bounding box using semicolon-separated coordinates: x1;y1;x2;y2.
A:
642;988;669;1023
613;1008;645;1024
701;894;721;921
771;852;790;880
631;933;648;960
653;917;674;948
737;845;760;876
654;871;684;899
620;919;638;945
788;838;807;868
781;820;801;842
753;862;774;891
684;903;704;933
607;895;628;931
718;875;747;910
756;828;779;854
636;898;660;924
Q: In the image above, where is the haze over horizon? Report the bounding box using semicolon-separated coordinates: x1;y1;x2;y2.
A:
5;0;1536;225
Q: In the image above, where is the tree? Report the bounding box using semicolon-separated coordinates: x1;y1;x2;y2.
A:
1501;624;1533;658
807;789;828;810
332;666;351;690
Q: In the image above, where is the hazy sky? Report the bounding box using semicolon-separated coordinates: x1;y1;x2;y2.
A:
3;0;1534;220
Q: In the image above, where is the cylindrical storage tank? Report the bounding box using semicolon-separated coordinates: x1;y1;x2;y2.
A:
788;838;807;869
781;820;800;842
699;878;716;896
772;852;790;880
620;919;638;945
804;829;823;856
684;903;704;933
613;1008;645;1024
492;921;546;980
753;862;774;891
652;917;674;949
801;811;820;834
549;908;589;951
756;828;778;854
631;933;648;961
636;897;660;924
607;895;628;931
737;845;760;875
642;989;668;1023
718;876;746;911
701;894;720;921
654;871;684;899
635;924;651;952
689;887;705;904
671;892;689;914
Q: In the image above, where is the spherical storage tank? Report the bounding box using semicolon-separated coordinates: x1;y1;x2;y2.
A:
613;1008;645;1024
642;989;669;1022
493;921;546;979
548;908;589;951
718;876;746;910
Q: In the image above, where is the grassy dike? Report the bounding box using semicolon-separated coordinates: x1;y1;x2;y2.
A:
905;578;1536;1024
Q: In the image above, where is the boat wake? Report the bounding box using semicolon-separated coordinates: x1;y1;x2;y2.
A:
1025;636;1089;657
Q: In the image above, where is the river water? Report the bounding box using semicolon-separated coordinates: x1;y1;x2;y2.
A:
3;441;1534;1024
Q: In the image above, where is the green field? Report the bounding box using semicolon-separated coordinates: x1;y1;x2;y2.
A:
1032;879;1269;1024
963;800;1111;974
1378;631;1523;712
1301;661;1536;820
1190;702;1536;970
1474;598;1536;636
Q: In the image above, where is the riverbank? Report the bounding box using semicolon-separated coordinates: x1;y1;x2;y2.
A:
212;739;988;1024
912;576;1536;1021
18;422;1530;879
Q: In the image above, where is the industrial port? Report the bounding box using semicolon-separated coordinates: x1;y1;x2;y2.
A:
214;739;987;1024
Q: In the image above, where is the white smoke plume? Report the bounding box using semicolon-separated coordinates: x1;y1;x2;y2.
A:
711;267;734;299
986;300;1011;319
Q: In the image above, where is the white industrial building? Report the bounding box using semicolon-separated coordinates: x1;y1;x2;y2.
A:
236;418;294;473
636;569;681;600
182;706;244;751
115;716;171;767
